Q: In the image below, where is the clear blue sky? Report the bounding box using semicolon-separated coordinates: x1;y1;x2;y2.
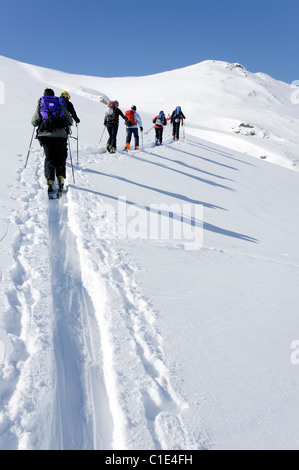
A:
1;0;299;83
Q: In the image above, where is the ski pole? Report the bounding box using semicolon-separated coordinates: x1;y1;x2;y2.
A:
76;124;79;164
70;125;79;164
68;136;76;184
24;127;35;169
99;125;106;145
141;130;144;151
145;125;154;135
167;115;172;138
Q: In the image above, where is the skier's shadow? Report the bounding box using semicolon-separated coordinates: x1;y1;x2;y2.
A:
184;138;256;166
72;185;258;243
131;151;237;189
81;168;227;209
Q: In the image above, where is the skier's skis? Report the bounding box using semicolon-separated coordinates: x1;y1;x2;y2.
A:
48;190;59;200
106;145;116;154
48;185;69;200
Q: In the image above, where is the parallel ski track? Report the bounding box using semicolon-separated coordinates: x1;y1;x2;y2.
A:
1;150;112;449
1;143;199;450
48;190;112;450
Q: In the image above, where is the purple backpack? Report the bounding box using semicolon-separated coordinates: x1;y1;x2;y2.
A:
39;96;65;132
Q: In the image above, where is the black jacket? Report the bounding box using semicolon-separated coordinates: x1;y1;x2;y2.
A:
171;109;186;124
66;101;80;123
104;108;127;126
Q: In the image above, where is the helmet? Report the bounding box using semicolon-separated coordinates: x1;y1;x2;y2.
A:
61;91;70;100
113;100;119;108
131;105;137;111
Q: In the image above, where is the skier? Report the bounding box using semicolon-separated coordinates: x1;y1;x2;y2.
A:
104;100;127;153
31;88;73;196
152;111;167;146
59;91;80;124
125;105;143;150
170;106;186;141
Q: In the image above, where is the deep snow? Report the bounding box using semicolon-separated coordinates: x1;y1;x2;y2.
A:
0;55;299;450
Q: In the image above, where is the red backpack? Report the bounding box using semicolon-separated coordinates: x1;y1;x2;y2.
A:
125;109;137;127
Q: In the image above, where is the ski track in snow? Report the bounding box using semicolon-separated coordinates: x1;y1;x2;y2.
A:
0;151;55;449
0;144;200;450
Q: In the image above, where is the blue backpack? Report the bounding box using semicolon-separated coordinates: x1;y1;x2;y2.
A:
173;106;182;123
39;96;66;132
59;96;68;109
156;111;165;126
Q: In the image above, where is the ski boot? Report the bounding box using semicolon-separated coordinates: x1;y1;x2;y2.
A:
57;176;64;198
47;179;55;199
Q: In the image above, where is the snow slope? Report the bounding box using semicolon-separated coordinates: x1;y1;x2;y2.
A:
0;55;299;450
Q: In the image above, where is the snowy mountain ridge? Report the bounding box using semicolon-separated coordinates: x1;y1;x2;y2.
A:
1;54;299;170
0;55;299;450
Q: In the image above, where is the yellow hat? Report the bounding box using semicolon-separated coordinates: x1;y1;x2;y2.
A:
61;91;70;100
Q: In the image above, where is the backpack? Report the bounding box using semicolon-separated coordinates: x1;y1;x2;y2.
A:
105;101;117;123
155;111;165;127
39;96;66;132
59;96;68;109
174;106;181;123
125;109;137;127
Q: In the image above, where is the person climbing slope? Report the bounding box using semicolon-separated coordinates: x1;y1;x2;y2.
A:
153;111;167;146
125;105;143;150
59;91;80;124
170;106;186;141
104;100;127;153
31;88;73;198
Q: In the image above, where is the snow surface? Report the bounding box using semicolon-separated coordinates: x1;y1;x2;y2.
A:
0;55;299;450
